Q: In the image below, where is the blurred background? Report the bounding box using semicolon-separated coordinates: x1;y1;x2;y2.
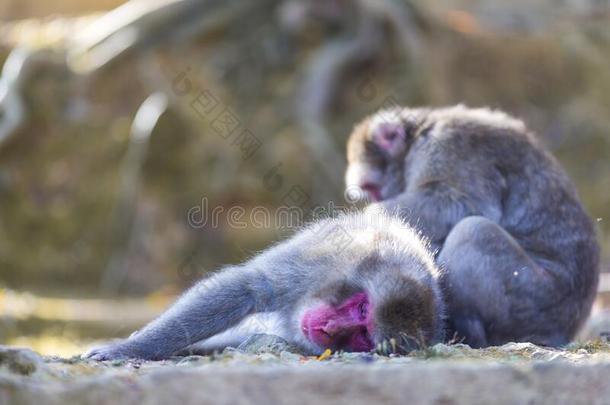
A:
0;0;609;356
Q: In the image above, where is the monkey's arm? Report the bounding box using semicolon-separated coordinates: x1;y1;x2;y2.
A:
372;181;502;253
86;264;300;360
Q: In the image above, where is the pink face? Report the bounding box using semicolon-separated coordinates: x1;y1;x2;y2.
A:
301;292;375;352
351;122;407;202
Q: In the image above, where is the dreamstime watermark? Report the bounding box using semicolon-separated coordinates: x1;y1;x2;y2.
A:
179;207;360;300
344;184;369;204
185;198;363;231
178;201;411;309
168;53;408;290
171;66;262;161
355;74;403;124
168;62;322;215
314;220;355;254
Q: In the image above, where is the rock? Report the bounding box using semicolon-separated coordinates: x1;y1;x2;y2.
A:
236;334;301;355
2;343;610;404
0;345;44;375
279;351;303;362
420;343;474;358
2;357;610;405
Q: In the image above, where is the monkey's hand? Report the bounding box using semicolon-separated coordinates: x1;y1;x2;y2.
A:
85;339;158;361
364;195;445;255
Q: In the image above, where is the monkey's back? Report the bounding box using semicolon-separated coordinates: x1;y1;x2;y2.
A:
420;107;600;333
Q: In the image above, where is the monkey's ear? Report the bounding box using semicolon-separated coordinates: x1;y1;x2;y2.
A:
372;122;407;158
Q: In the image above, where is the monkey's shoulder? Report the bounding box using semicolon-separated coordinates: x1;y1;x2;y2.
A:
423;109;535;149
290;212;434;263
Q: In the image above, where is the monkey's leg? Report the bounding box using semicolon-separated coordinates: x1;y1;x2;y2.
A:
438;216;569;348
86;268;273;360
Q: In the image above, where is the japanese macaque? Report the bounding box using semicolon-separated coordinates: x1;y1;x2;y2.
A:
86;211;444;360
346;105;600;347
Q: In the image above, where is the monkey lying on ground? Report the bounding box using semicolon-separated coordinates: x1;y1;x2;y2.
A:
87;211;445;360
345;105;600;348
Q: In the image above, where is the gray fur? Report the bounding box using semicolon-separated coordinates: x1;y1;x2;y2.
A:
347;105;600;347
86;211;444;360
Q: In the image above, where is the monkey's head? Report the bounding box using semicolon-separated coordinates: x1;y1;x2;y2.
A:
345;108;424;202
296;249;443;354
300;290;375;352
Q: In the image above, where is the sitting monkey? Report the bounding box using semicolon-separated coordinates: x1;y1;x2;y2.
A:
345;105;600;347
87;211;444;360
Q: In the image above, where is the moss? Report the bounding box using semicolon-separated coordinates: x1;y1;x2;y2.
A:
565;340;610;353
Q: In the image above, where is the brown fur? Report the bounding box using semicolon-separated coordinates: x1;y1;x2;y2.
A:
376;278;436;341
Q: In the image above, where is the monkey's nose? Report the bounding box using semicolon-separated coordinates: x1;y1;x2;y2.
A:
322;322;342;336
323;321;360;337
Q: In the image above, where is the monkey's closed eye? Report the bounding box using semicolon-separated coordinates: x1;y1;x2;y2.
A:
383;131;398;142
358;302;368;320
